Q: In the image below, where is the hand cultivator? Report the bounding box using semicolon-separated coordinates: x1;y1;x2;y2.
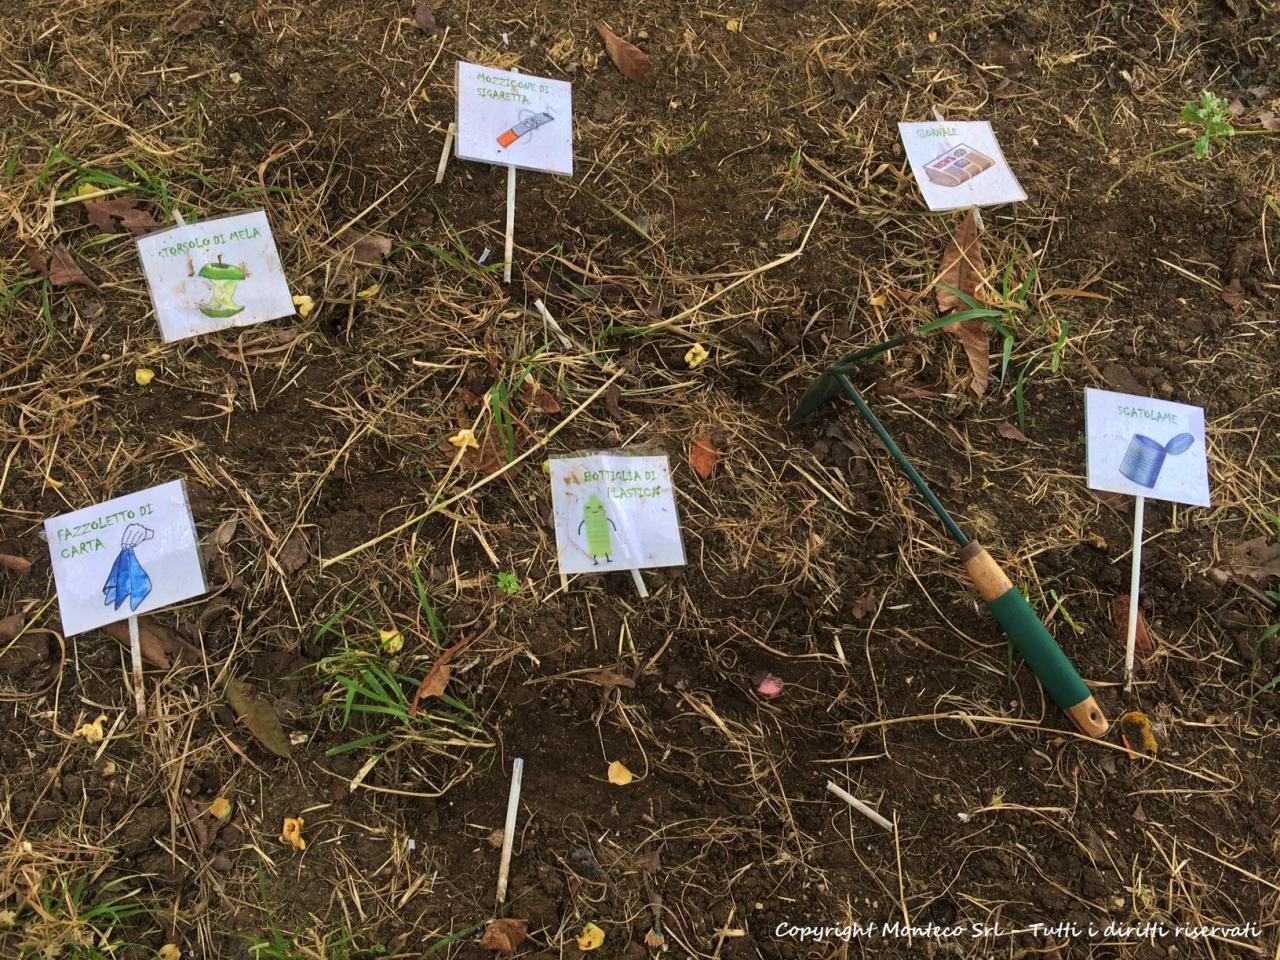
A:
789;342;1109;738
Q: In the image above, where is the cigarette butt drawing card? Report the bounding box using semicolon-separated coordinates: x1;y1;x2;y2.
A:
45;480;207;637
455;62;573;175
549;454;684;576
898;121;1026;210
136;210;294;342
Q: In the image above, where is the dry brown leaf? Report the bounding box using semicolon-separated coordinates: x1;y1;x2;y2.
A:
279;530;310;574
0;553;31;576
213;518;238;549
409;634;476;716
102;617;201;669
1119;710;1158;757
1217;536;1280;587
1220;277;1244;311
349;231;393;266
26;245;99;291
1261;111;1280;132
604;382;622;418
480;918;529;956
582;668;635;692
413;2;445;37
84;197;161;236
935;210;989;396
226;678;292;759
996;422;1031;443
851;589;877;620
597;23;653;83
0;613;25;641
1110;595;1154;659
520;379;562;414
689;435;720;479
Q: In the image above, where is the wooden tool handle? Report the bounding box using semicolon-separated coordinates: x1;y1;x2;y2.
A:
958;542;1110;739
1065;698;1109;738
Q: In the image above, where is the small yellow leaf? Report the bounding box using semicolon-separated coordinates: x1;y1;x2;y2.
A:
448;428;479;450
379;628;403;654
44;476;63;490
135;368;155;386
77;714;108;743
927;30;938;42
281;816;306;851
209;797;232;820
576;922;606;951
77;183;101;199
607;760;633;785
0;909;16;927
292;294;315;318
1119;710;1159;757
158;945;181;960
684;342;710;369
868;292;887;307
726;19;741;32
357;283;380;299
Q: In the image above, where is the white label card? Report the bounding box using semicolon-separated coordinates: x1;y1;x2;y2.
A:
136;210;294;342
455;62;573;175
898;121;1026;211
1084;388;1210;507
45;480;207;637
549;454;684;576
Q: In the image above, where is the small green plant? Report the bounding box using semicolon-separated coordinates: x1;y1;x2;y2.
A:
496;571;521;596
244;869;378;960
1181;91;1235;159
1250;589;1280;701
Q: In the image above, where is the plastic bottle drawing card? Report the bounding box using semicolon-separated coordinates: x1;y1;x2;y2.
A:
1084;388;1210;507
136;210;294;342
455;62;573;175
897;121;1026;210
549;454;685;576
45;480;207;637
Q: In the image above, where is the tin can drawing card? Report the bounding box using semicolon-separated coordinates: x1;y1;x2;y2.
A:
1084;388;1210;507
898;121;1026;210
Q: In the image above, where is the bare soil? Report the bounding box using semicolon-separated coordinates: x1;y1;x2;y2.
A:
1;1;1278;958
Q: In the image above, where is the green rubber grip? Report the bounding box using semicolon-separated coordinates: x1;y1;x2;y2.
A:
987;587;1091;710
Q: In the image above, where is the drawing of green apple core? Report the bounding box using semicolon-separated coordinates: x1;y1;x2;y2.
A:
198;257;247;318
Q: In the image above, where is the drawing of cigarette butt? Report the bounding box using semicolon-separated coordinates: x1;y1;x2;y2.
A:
497;112;554;148
923;144;995;187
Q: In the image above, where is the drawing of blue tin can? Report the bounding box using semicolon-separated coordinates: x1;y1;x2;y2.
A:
1119;432;1195;488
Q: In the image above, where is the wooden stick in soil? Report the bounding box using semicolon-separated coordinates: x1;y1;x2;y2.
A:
1124;495;1145;690
128;615;145;716
826;780;892;831
495;757;524;906
435;122;456;185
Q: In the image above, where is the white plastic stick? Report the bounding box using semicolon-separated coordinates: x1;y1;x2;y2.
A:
630;567;649;599
503;164;516;283
435;122;456;185
826;780;893;832
128;615;146;716
495;757;524;906
1124;495;1145;690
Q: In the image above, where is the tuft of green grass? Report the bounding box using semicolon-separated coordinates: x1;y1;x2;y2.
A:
16;874;146;960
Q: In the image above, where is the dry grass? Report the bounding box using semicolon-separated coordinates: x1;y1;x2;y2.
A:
1;0;1279;957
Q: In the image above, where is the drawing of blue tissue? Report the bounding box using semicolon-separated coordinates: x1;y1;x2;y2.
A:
102;523;155;612
1119;432;1194;489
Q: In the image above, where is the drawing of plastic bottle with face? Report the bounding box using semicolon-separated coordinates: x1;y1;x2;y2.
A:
496;110;555;150
577;494;617;565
